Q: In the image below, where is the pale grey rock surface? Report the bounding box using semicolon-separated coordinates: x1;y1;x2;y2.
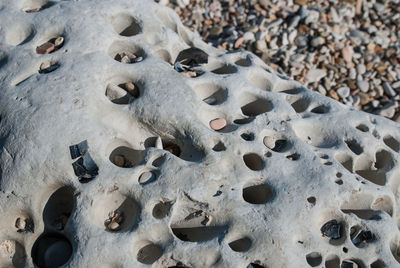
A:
0;0;400;268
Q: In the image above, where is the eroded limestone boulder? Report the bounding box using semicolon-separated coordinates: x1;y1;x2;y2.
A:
0;0;400;267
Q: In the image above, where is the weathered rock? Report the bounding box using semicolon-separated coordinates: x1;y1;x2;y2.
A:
1;1;400;267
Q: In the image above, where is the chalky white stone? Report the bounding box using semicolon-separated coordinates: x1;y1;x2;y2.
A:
1;0;400;267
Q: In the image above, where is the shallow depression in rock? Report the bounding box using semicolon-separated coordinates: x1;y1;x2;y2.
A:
110;13;141;36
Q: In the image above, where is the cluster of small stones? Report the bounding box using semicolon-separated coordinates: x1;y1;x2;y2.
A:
159;0;400;121
2;0;400;267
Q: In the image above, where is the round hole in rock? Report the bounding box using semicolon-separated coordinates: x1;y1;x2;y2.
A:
292;120;338;148
342;247;348;253
247;70;273;91
280;87;303;94
152;201;171;219
43;185;74;230
233;117;254;125
242;183;273;204
286;153;300;160
171;225;226;242
5;23;34;46
235;58;251;67
325;255;340;268
345;139;363;155
247;262;265;268
239;93;273;116
138;171;157;185
335;152;354;173
109;146;144;168
383;135;399;152
212;141;226;152
228;237;252;252
105;81;141;105
310;105;329;114
152;155;165;167
335;179;343;185
0;240;25;268
209;64;237;75
110;13;141;36
193;83;227;105
370;259;385;268
306;252;322;267
241;132;254;141
263;134;288;152
31;233;72;268
243;153;264;171
307;196;316;205
355;124;369;132
108;41;145;64
375;149;394;170
89;191;139;232
155;49;172;64
136;243;163;265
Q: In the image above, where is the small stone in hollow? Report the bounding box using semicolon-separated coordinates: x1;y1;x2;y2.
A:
209;118;227;131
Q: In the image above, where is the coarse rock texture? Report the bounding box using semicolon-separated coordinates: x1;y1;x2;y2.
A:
0;0;400;267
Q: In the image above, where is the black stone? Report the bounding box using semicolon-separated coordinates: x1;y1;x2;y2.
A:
69;140;88;159
320;219;342;239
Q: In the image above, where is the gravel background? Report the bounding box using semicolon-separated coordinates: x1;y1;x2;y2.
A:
157;0;400;121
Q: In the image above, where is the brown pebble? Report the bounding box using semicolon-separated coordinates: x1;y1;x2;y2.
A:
164;144;181;156
209;118;227;131
113;155;125;167
36;42;55;54
124;82;139;98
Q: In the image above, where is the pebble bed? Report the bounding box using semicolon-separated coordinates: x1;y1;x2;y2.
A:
158;0;400;121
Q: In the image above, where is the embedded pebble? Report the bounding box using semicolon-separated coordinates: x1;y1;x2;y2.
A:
36;42;55;54
139;171;155;184
209;118;227;131
15;217;34;233
113;155;125;167
320;220;342;239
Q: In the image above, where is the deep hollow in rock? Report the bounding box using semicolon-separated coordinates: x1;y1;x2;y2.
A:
228;237;252;252
136;243;162;264
111;13;141;36
242;183;273;204
109;146;144;168
383;135;399;152
306;252;322;267
43;186;74;230
171;226;226;242
193;83;227;105
31;233;73;268
239;94;273;117
243;153;264;171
